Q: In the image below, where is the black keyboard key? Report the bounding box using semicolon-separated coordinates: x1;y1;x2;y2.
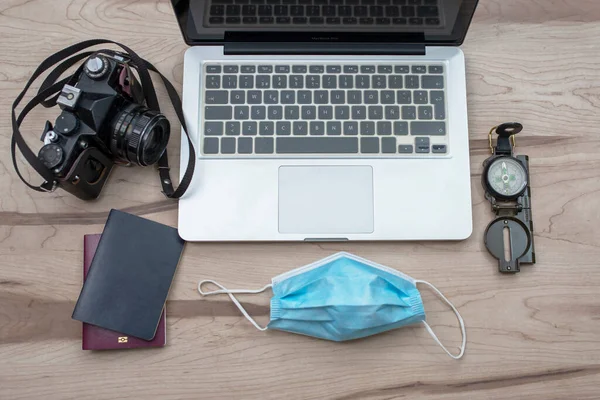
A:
397;90;411;104
273;75;287;89
291;5;304;15
258;65;273;73
224;65;239;73
204;137;219;154
343;17;357;24
322;75;337;89
352;106;366;120
236;0;249;3
251;105;266;120
275;65;290;73
205;122;223;136
372;75;386;88
376;17;391;24
339;75;353;88
405;75;419;88
292;65;307;73
281;90;295;103
408;0;420;5
356;75;370;88
242;5;257;14
339;6;352;16
418;105;433;120
326;17;341;24
411;121;446;135
260;16;274;23
393;0;407;4
224;14;240;21
327;65;342;73
293;121;308;135
385;105;399;119
238;136;253;154
378;65;393;73
206;75;221;88
276;121;291;136
385;5;400;16
398;144;413;153
251;0;264;3
302;105;316;119
370;6;384;16
256;137;274;154
309;16;324;23
361;137;379;153
327;121;342;136
361;121;375;135
248;90;262;104
293;16;308;23
310;121;325;135
359;17;373;24
361;65;376;73
258;5;272;15
205;106;232;120
205;91;229;104
426;17;440;25
394;121;409;135
298;90;312;104
409;17;423;24
429;65;444;74
264;91;279;104
276;16;291;23
430;90;445;120
335;105;350;119
389;75;403;88
364;91;378;104
241;65;256;73
314;91;329;104
226;4;241;14
285;105;300;119
221;137;236;154
240;75;254;89
309;65;324;73
402;106;416;120
206;65;221;73
323;5;336;16
256;75;270;88
243;121;258;135
290;75;304;88
381;91;395;104
242;16;258;23
414;90;428;104
235;106;250;120
318;106;333;119
381;137;396;153
211;5;225;15
355;6;368;16
274;5;288;15
306;75;320;88
344;121;359;135
393;17;407;24
412;65;427;73
277;137;358;153
260;121;274;135
331;91;345;104
347;91;361;104
307;5;320;15
368;105;383;119
344;65;359;73
395;65;409;73
226;121;241;136
378;121;392;135
422;75;444;89
417;5;438;17
209;16;225;23
401;5;415;16
432;144;447;154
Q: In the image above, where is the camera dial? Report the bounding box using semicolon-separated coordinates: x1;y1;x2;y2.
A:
84;55;109;79
54;113;79;136
38;144;64;169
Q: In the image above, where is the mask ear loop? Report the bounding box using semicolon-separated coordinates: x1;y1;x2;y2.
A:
415;280;466;360
198;280;272;331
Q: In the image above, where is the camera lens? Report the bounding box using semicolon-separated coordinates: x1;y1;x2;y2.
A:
110;103;170;166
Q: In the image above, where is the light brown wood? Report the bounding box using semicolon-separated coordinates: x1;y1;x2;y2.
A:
1;0;600;399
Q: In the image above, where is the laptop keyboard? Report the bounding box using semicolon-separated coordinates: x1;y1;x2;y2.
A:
200;62;448;156
207;0;441;27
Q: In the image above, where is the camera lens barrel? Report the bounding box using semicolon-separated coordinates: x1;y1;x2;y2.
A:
110;103;170;166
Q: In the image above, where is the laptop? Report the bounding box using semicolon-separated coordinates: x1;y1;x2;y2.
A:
171;0;478;241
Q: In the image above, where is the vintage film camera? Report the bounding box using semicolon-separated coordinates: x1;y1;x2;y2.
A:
37;52;171;200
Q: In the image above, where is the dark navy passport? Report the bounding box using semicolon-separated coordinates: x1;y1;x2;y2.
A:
72;209;184;341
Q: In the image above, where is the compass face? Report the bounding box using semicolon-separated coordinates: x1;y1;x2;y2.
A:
486;157;527;198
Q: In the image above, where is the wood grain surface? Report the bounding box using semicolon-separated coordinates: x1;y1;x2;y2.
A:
1;0;600;399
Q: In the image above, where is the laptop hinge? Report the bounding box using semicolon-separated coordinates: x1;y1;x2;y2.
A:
224;42;425;56
223;32;426;56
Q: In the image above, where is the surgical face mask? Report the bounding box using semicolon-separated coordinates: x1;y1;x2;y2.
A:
198;252;466;359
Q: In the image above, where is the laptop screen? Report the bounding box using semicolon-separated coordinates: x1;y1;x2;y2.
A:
172;0;478;45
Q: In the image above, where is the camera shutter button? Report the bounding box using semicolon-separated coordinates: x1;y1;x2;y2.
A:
55;113;79;136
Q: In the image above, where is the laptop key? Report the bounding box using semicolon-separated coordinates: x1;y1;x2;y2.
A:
248;90;262;104
290;5;303;15
376;18;391;24
256;138;274;154
224;65;239;73
405;75;419;88
339;6;352;16
293;17;308;23
258;5;272;15
326;17;341;24
355;6;368;16
372;75;386;88
276;17;291;23
260;16;274;23
309;17;324;24
221;138;236;154
339;75;353;88
385;105;399;119
319;106;333;120
205;91;228;104
293;121;308;135
307;6;320;15
277;137;359;153
292;65;307;73
429;65;444;74
430;90;445;119
258;65;273;73
381;137;396;153
275;65;290;73
251;105;266;120
210;5;225;15
205;106;232;120
418;106;433;120
344;65;359;73
238;137;252;154
327;121;342;136
327;65;342;73
361;137;379;153
242;16;258;23
417;5;438;17
344;121;358;135
260;121;274;135
331;91;345;104
274;5;288;15
241;65;256;73
381;91;395;104
226;16;242;23
256;75;270;88
378;121;392;135
378;65;393;73
273;75;287;89
281;90;295;104
276;121;291;135
306;75;320;88
359;17;374;24
290;75;304;89
402;106;416;120
242;121;258;135
361;65;376;73
206;65;221;73
285;105;300;120
323;75;337;88
204;138;219;154
302;106;316;120
226;122;240;136
411;121;446;135
335;105;350;119
323;5;336;16
206;76;220;88
422;75;444;89
240;75;254;88
205;122;223;136
310;121;325;135
385;5;400;16
389;75;403;88
365;90;380;104
393;17;407;24
223;75;237;88
314;91;329;104
414;90;428;104
394;121;409;135
398;144;413;153
343;17;357;24
235;106;250;120
432;144;447;153
356;75;370;88
361;121;375;135
395;65;409;73
397;90;411;104
352;106;366;120
401;5;415;16
268;106;283;120
297;90;311;104
409;17;423;25
209;17;225;24
348;91;361;104
368;105;383;120
242;4;256;14
426;17;440;25
265;91;279;104
412;65;427;74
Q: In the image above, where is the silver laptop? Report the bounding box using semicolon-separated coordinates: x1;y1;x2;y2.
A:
171;0;478;241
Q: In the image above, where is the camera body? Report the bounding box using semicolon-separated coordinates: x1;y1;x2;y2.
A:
38;52;170;200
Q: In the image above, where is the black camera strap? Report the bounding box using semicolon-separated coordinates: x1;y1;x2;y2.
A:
11;39;195;199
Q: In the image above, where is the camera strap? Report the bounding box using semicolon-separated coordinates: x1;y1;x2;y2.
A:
11;39;195;199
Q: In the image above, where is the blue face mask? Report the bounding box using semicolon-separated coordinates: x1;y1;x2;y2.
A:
198;252;466;359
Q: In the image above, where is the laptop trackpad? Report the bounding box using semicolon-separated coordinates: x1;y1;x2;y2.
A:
278;166;374;235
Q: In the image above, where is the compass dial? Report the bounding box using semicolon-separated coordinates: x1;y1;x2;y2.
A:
486;157;527;198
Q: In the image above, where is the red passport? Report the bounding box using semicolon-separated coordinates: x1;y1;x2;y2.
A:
82;234;166;350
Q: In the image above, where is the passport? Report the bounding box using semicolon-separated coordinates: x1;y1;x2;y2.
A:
73;209;184;340
82;234;166;350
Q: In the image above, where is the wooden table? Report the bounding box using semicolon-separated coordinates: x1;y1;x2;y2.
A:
1;1;600;399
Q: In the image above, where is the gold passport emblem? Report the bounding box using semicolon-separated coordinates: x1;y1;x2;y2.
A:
118;337;128;343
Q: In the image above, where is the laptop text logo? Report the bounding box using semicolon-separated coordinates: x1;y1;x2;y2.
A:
118;337;128;343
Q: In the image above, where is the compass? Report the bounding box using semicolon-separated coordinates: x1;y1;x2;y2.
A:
484;156;528;200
